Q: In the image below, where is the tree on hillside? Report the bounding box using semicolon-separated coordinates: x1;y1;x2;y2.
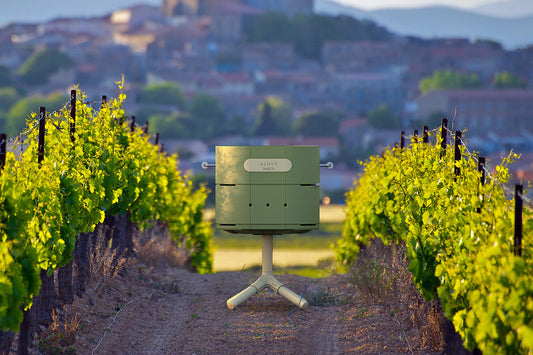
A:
6;93;67;136
493;71;527;89
292;14;391;60
254;96;292;136
419;70;482;94
243;13;391;60
148;112;192;139
474;39;503;51
255;101;276;136
294;111;342;137
243;11;293;43
138;82;186;109
368;104;401;130
0;65;13;87
0;87;19;113
18;49;74;85
189;93;227;139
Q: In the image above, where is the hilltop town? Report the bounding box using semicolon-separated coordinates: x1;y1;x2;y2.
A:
1;0;533;193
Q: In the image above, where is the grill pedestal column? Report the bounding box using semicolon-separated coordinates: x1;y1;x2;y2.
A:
226;235;309;310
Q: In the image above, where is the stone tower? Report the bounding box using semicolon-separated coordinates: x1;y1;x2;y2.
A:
160;0;200;17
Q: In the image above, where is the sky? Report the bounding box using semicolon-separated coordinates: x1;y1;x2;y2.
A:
0;0;505;27
1;0;161;27
337;0;501;10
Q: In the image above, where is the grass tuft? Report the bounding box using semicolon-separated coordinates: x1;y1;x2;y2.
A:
134;221;191;270
349;239;446;351
308;287;343;307
38;307;79;354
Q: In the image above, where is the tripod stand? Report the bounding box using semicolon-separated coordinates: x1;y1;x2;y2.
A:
227;235;309;310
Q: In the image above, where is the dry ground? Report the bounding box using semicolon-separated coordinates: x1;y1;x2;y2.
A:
28;248;450;354
55;265;441;355
21;228;452;355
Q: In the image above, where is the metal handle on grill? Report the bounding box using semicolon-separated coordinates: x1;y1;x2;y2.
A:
201;162;216;169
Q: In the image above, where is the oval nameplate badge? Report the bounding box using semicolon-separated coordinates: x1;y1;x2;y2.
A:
244;159;292;172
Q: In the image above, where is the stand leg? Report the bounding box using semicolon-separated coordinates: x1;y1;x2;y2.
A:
278;285;308;309
227;284;260;310
226;235;309;310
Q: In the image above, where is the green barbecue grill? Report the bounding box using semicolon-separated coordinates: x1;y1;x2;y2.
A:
203;145;333;310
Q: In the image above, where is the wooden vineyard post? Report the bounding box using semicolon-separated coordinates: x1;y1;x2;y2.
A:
454;131;462;178
37;107;55;324
38;107;46;165
130;115;135;133
0;329;14;355
155;132;160;146
413;129;418;144
440;118;448;157
478;157;486;185
515;184;523;257
0;133;7;350
19;107;56;353
57;257;74;304
73;231;90;296
19;106;46;353
70;89;76;142
60;96;75;305
144;121;149;135
400;131;405;149
0;133;6;172
118;116;137;258
125;210;135;258
18;306;30;355
423;125;429;143
477;157;486;213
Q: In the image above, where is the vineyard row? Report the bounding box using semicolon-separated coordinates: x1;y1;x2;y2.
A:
339;119;533;354
0;83;213;353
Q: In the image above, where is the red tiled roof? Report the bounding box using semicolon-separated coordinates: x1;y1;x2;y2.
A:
218;72;252;83
339;118;367;130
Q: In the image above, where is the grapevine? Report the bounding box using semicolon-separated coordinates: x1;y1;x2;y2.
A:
0;80;212;332
339;126;533;353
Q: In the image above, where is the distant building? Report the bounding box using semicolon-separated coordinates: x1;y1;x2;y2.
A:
164;72;254;96
76;44;139;85
111;5;166;52
2;24;39;62
415;89;533;151
243;42;295;72
322;41;404;73
329;72;405;115
424;39;504;80
111;5;165;30
203;1;262;43
338;118;371;151
505;46;533;88
145;18;213;73
161;0;200;17
161;0;313;19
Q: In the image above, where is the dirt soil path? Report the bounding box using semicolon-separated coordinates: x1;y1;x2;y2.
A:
68;261;442;355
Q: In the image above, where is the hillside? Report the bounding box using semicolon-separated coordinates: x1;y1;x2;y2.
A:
474;0;533;18
316;0;533;49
